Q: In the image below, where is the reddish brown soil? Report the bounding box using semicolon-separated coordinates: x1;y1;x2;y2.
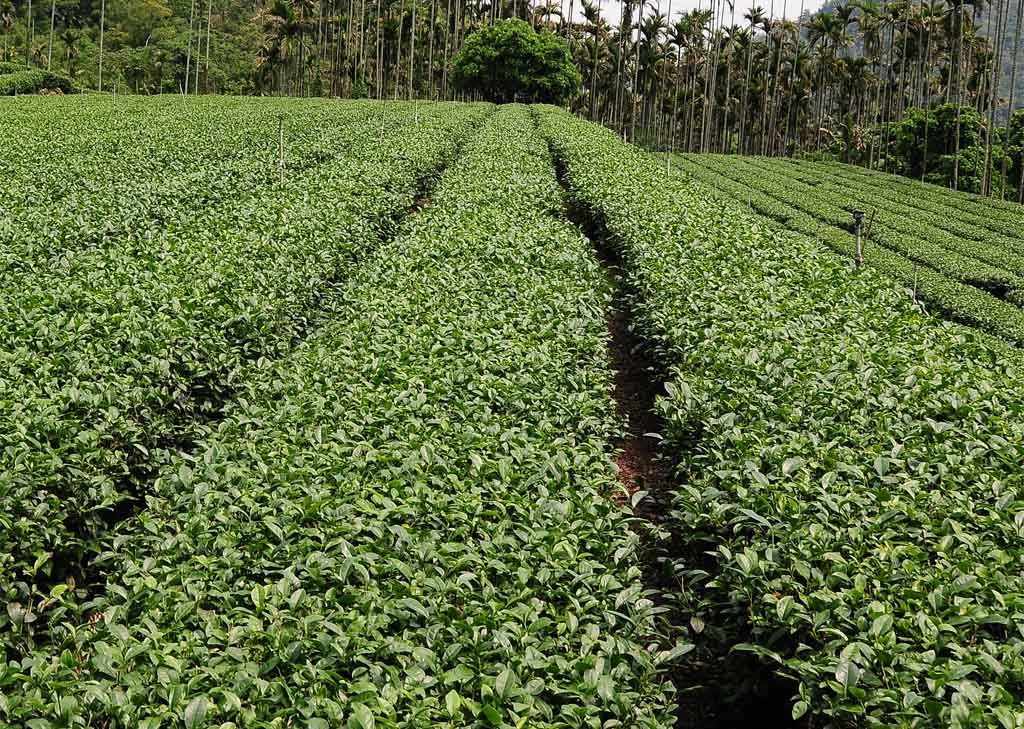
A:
596;252;799;729
605;303;674;525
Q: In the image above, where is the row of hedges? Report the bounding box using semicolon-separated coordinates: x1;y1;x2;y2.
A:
539;103;1024;728
0;67;78;95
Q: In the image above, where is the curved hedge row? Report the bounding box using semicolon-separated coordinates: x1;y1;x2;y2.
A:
688;154;1024;293
3;105;673;728
811;158;1024;232
0;69;76;95
675;154;1024;345
538;105;1024;728
742;156;1024;267
780;158;1024;249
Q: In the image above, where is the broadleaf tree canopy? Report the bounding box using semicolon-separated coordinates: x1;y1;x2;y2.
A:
451;19;581;105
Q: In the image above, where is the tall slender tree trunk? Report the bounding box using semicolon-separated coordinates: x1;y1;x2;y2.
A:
590;0;601;119
184;0;195;94
700;0;717;151
376;0;383;98
739;14;755;153
660;0;675;148
25;0;32;67
613;1;628;131
984;0;1007;194
879;8;895;169
719;0;734;151
896;2;910;119
97;0;105;89
409;0;418;97
393;0;405;98
758;0;774;155
204;0;213;93
46;0;54;70
441;0;453;97
1001;0;1023;197
194;0;202;94
953;1;965;189
359;0;368;90
630;0;644;140
922;11;933;179
427;0;436;96
784;0;804;154
765;0;786;155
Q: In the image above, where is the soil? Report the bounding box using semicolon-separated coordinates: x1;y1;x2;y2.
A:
549;136;800;728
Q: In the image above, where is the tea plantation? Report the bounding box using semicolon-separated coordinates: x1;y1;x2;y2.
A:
2;95;1023;728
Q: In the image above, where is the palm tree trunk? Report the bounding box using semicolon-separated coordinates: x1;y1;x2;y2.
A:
984;0;1008;195
700;0;718;151
97;0;105;90
25;0;31;67
758;0;774;155
880;9;896;170
766;1;787;154
740;16;755;153
922;11;934;179
631;0;644;140
613;2;628;131
896;2;910;119
784;0;804;154
720;0;734;151
953;1;965;189
185;0;196;95
393;0;404;98
357;0;366;89
427;0;436;96
46;0;54;70
1002;0;1023;197
204;0;213;93
375;0;383;99
590;0;601;119
193;0;202;94
672;37;684;147
409;0;418;97
441;0;452;98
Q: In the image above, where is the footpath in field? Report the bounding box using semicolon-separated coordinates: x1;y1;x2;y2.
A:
5;105;674;727
550;120;798;729
1;99;491;661
537;105;1024;728
674;153;1024;346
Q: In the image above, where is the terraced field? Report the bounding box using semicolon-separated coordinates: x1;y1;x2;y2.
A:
3;96;1024;728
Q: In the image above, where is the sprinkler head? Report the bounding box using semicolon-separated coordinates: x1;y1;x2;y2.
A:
852;209;865;225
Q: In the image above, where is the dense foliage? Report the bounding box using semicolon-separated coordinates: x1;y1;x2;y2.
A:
451;19;580;104
0;58;75;92
0;66;74;92
676;153;1024;344
1;98;674;727
539;104;1024;727
0;95;490;662
4;0;1022;198
883;104;1006;194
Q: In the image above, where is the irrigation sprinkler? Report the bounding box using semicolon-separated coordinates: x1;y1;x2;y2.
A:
852;209;865;269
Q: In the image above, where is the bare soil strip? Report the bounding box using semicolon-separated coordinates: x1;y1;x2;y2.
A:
550;153;800;729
